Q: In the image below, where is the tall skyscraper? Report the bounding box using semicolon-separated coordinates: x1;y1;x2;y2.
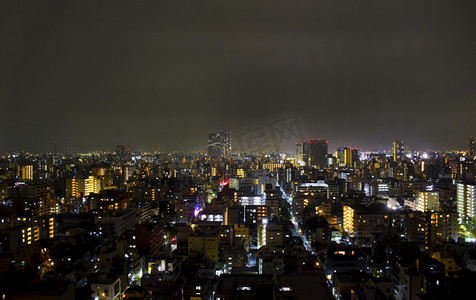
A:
457;182;476;222
335;147;360;168
115;145;131;163
208;130;232;158
298;139;328;168
20;165;34;180
470;137;476;159
295;143;303;165
208;133;222;157
221;130;232;157
393;139;404;162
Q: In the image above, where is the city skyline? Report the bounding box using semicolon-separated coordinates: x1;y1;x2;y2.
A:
1;116;476;299
2;1;476;153
0;135;474;155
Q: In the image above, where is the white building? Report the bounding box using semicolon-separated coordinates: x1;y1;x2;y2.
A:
457;182;476;222
415;191;439;212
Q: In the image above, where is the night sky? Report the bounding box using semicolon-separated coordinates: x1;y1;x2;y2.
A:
2;1;476;153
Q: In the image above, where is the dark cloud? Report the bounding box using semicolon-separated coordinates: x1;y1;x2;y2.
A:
1;0;476;153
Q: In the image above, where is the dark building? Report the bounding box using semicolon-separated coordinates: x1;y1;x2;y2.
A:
324;246;369;278
297;139;328;168
135;223;166;257
214;272;333;300
115;144;132;163
208;130;232;158
470;137;476;159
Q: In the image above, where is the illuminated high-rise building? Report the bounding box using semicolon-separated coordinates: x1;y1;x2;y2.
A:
208;130;232;157
21;225;40;245
335;147;360;168
301;139;328;168
393;139;404;162
335;147;345;167
20;165;34;180
221;130;232;156
295;143;303;165
343;205;389;239
470;137;476;159
66;175;102;198
66;178;80;199
427;212;458;243
457;182;476;222
38;216;56;239
416;191;440;212
350;148;360;168
85;175;102;196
